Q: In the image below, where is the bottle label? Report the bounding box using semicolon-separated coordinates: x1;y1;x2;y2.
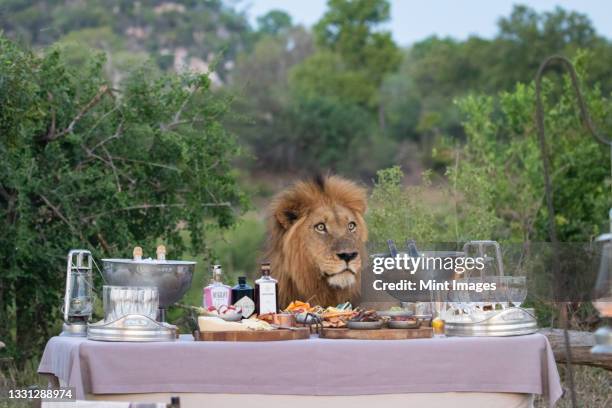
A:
206;286;231;309
234;296;255;318
258;281;277;314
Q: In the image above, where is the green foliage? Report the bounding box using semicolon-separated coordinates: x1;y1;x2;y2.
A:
289;51;376;107
256;10;292;36
366;166;500;245
1;0;254;78
288;90;373;172
228;26;314;170
5;2;612;178
383;5;612;166
456;53;612;242
0;35;246;361
314;0;401;88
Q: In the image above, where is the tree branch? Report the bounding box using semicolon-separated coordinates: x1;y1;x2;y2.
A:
160;84;205;131
38;194;86;242
43;85;111;142
101;145;121;192
45;92;56;140
88;120;123;153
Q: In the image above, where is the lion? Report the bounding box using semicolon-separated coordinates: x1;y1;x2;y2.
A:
265;175;368;308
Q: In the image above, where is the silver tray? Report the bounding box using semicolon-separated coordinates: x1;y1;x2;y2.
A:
444;308;537;337
88;314;176;342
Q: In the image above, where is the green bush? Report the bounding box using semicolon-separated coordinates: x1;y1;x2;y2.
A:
0;35;246;362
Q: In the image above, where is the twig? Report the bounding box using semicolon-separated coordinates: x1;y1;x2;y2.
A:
39;194;86;242
96;232;111;253
89;120;123;153
110;157;180;172
44;85;111;142
46;92;56;140
160;84;204;131
101;145;121;192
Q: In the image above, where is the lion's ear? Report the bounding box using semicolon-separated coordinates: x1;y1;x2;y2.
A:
273;196;302;230
277;209;299;229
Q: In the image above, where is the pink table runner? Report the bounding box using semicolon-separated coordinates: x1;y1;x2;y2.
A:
38;333;562;406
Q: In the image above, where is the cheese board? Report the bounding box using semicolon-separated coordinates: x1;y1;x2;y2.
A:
319;327;432;340
195;327;310;342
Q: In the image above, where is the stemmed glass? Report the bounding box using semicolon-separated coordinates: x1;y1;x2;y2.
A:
495;277;510;309
467;277;485;312
507;276;527;307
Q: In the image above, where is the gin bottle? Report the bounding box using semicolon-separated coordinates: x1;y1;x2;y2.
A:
203;264;232;309
232;277;255;318
254;262;278;315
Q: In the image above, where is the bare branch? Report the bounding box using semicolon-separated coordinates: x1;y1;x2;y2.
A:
45;92;56;140
101;145;121;192
39;194;86;242
160;84;205;131
111;156;180;172
89;121;123;153
44;85;111;142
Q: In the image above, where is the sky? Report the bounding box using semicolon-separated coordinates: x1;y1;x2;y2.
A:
237;0;612;46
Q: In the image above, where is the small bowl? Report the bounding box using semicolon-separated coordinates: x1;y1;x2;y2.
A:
347;320;383;330
272;313;296;327
388;319;420;329
415;315;432;327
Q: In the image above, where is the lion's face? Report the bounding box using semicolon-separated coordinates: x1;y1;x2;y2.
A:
267;175;368;307
296;204;365;289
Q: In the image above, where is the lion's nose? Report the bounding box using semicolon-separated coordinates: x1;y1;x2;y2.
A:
337;252;358;263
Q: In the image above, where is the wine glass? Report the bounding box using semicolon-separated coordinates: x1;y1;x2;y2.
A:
507;276;527;307
494;276;510;310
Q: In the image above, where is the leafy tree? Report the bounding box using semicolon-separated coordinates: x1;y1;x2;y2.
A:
229;26;314;170
256;10;292;36
0;36;246;361
289;51;376;108
288;91;373;173
455;53;612;243
314;0;400;88
368;52;612;245
383;4;612;168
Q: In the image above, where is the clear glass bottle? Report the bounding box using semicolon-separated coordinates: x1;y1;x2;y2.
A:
203;264;232;309
232;277;255;318
254;262;278;315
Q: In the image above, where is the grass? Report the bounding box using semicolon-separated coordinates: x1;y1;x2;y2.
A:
534;365;611;407
1;358;47;408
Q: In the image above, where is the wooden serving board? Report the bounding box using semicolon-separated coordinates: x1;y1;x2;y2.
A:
196;327;310;342
320;327;432;340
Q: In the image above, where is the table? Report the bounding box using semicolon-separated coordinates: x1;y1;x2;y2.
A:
38;333;562;407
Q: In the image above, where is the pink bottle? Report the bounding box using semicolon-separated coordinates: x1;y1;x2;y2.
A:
203;264;232;309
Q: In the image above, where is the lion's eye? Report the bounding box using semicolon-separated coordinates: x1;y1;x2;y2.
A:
314;223;327;233
348;221;357;232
